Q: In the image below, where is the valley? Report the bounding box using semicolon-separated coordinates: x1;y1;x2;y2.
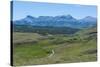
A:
13;27;97;66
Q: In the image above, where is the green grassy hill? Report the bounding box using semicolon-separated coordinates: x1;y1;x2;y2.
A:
13;27;97;66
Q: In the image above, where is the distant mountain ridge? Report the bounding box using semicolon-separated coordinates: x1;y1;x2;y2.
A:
13;15;97;28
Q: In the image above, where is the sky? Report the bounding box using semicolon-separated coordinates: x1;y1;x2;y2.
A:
12;1;97;21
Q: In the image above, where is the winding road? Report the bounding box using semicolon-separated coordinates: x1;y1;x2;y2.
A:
48;49;55;57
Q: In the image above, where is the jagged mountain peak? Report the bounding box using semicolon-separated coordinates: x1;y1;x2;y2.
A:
26;15;35;19
65;14;73;19
54;14;74;19
86;16;95;18
83;16;96;20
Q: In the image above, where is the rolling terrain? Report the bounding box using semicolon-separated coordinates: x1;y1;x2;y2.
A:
13;26;97;66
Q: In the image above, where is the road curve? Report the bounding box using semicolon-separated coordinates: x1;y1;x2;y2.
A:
48;49;55;57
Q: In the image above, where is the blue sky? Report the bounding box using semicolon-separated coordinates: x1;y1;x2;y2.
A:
12;1;97;20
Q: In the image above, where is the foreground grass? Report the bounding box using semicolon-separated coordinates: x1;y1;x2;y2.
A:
13;31;97;66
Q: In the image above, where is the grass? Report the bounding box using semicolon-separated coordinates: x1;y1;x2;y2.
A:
13;29;97;66
13;32;43;44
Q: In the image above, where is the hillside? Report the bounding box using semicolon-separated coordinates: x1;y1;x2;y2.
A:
13;27;97;66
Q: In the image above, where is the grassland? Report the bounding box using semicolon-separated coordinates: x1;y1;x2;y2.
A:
13;27;97;66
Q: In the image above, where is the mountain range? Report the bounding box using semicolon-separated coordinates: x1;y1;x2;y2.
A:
13;15;97;28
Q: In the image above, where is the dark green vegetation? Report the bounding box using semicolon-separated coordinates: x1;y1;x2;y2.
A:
13;27;97;66
13;25;79;34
